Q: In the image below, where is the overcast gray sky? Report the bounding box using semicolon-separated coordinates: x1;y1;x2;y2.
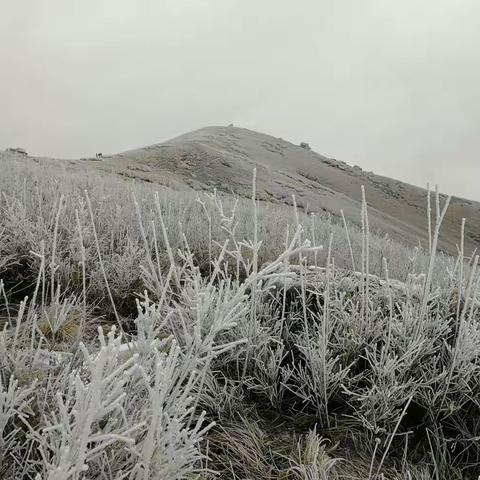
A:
1;0;480;200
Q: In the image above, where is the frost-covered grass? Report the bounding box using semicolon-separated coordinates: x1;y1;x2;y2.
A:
0;155;479;479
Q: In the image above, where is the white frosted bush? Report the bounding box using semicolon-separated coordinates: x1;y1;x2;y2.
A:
34;327;141;479
0;374;37;475
0;155;479;478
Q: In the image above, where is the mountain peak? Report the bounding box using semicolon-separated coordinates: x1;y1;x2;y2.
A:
81;125;480;255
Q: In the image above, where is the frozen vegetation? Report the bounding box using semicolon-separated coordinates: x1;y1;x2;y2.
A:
0;156;479;479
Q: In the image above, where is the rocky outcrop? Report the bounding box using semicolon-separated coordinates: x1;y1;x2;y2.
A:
6;147;28;156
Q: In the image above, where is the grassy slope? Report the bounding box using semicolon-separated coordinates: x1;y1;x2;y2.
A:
0;153;479;479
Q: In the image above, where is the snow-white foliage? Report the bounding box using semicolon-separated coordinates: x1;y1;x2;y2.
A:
0;156;479;479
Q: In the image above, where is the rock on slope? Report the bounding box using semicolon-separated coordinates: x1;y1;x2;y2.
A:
11;125;478;256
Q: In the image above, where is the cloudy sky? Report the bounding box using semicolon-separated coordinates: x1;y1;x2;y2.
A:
1;0;480;200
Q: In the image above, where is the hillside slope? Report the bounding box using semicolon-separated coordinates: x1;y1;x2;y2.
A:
4;126;478;255
79;125;480;255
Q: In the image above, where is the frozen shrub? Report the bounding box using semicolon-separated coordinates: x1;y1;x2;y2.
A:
0;156;478;478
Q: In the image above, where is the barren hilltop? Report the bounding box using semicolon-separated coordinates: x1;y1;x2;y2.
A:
4;125;480;255
77;125;479;255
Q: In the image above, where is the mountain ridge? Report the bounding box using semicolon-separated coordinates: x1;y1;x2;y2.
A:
7;125;480;256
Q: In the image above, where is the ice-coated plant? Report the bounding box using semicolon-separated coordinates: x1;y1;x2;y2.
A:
34;327;142;479
0;155;479;479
